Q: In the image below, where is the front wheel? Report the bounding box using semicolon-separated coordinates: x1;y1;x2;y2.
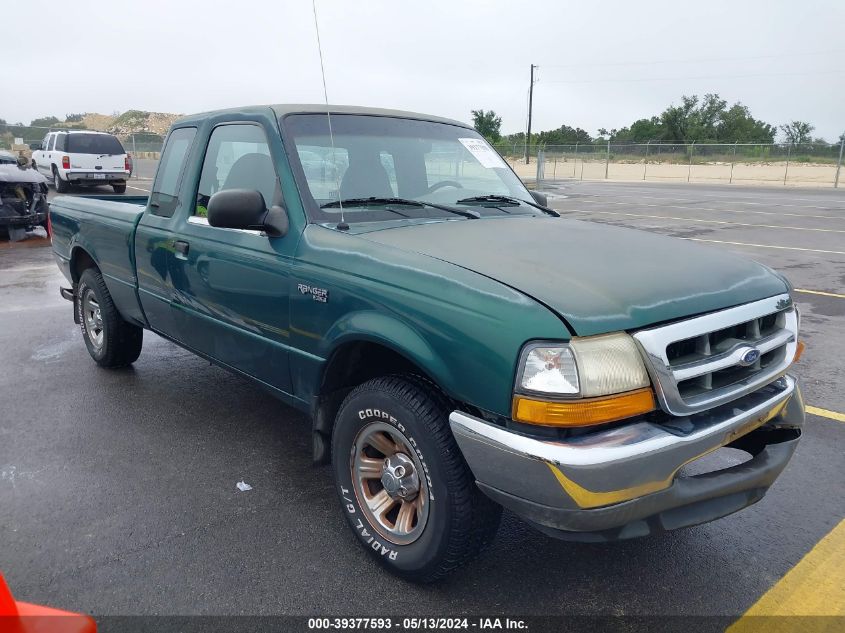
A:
77;268;143;367
331;375;501;582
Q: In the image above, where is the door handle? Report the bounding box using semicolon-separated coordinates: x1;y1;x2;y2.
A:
173;240;190;259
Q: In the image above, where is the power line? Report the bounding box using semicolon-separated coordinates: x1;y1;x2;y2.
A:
541;69;845;84
541;49;845;70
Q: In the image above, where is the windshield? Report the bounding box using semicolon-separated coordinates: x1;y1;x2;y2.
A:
283;114;536;224
66;133;125;155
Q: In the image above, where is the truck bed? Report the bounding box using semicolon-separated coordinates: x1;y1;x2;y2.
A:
50;194;149;326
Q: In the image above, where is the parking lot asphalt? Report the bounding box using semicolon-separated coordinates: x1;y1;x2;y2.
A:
1;180;844;623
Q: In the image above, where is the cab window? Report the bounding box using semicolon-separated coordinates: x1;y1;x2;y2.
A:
195;124;278;217
149;127;197;218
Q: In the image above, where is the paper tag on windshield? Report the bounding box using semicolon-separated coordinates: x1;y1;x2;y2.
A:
459;138;507;169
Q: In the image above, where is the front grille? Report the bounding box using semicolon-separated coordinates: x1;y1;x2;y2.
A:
633;294;798;416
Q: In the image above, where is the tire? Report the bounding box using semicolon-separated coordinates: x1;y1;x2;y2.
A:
53;167;69;193
112;183;127;194
77;268;143;367
331;375;501;582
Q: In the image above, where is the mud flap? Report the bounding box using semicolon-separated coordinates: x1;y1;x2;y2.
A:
60;286;81;324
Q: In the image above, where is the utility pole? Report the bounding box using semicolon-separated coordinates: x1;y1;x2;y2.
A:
524;64;536;164
835;132;844;189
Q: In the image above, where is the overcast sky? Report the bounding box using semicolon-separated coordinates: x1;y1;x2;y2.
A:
3;0;844;141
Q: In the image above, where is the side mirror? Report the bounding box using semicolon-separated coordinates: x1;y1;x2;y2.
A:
207;189;288;237
529;190;548;207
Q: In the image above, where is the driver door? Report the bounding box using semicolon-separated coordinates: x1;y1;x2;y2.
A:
170;121;295;393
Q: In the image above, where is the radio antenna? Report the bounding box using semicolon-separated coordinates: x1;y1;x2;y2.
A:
311;0;347;230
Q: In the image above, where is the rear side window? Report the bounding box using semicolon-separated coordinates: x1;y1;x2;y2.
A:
55;134;67;152
66;133;125;155
150;127;197;218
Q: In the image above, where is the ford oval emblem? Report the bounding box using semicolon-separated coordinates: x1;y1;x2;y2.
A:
739;347;761;366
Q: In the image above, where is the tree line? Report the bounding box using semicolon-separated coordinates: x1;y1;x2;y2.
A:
472;94;836;148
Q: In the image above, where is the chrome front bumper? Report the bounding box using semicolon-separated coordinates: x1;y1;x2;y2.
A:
450;375;803;541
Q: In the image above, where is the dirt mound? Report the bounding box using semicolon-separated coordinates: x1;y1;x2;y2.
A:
107;110;180;135
46;111;180;135
79;113;116;131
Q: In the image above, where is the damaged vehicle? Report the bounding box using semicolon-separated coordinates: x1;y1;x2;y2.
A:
49;105;804;582
0;153;49;241
1;150;21;165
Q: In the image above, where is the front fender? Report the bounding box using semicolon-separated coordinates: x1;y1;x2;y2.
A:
319;310;456;391
290;225;571;417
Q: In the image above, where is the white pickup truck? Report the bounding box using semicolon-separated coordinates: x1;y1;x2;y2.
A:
32;130;130;193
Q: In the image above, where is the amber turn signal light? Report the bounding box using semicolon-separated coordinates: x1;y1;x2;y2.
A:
513;388;656;427
793;340;806;363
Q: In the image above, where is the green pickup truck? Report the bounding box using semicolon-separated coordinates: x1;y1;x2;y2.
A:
50;105;804;582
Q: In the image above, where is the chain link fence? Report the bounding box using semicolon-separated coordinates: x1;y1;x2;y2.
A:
5;123;844;187
1;123;165;180
1;124;165;154
1;123;164;160
505;140;844;188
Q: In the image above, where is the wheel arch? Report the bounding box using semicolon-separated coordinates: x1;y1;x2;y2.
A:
310;322;457;464
69;245;99;283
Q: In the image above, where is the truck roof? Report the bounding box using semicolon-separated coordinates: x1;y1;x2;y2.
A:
175;104;472;130
56;130;117;136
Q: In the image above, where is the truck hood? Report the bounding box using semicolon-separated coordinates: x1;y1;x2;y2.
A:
359;216;789;336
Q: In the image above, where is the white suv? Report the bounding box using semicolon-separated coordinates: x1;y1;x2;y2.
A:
32;130;130;193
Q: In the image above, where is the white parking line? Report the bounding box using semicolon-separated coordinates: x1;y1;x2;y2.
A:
570;190;845;212
567;197;845;220
569;182;845;204
684;238;845;256
126;185;150;193
565;209;845;234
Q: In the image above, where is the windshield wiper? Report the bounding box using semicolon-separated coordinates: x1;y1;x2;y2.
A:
456;194;559;217
96;153;117;159
321;197;479;219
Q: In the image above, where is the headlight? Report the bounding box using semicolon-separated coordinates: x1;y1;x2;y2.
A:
514;333;655;427
519;346;579;395
517;333;650;397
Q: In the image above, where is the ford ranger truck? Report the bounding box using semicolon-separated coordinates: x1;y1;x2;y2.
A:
49;105;804;582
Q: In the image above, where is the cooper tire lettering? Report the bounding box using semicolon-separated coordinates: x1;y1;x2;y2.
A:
332;376;501;581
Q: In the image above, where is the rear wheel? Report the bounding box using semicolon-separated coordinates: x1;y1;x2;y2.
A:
331;375;501;582
53;167;69;193
112;183;127;194
77;268;143;367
